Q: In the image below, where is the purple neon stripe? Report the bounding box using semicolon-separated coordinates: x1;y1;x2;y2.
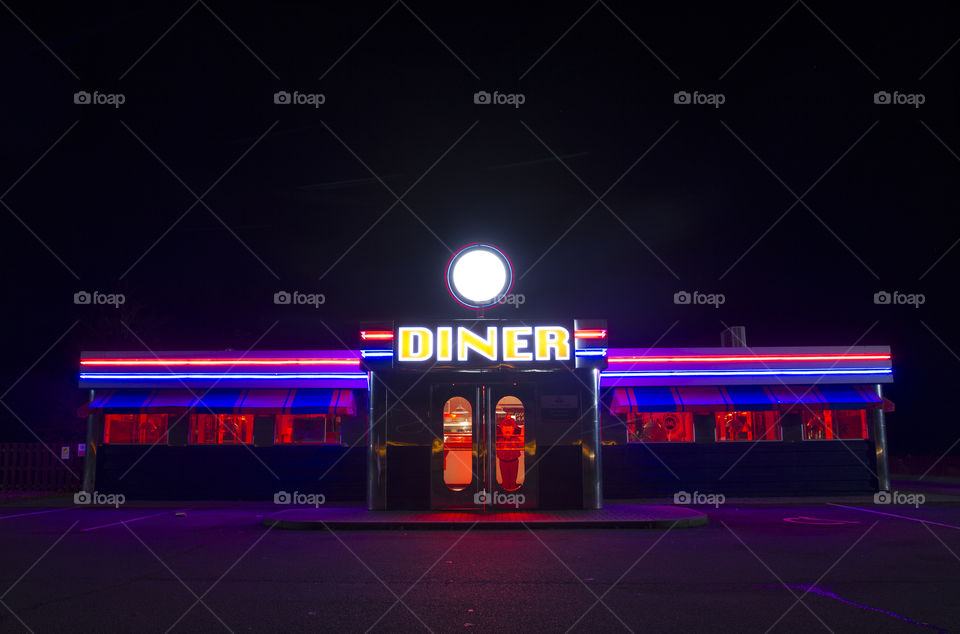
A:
143;391;158;409
676;386;730;412
762;385;776;406
765;584;946;632
236;389;249;414
717;386;733;411
91;390;114;408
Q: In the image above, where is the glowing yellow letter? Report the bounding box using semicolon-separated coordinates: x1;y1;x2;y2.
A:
502;326;533;362
436;327;453;362
458;326;498;361
397;327;433;361
534;326;571;361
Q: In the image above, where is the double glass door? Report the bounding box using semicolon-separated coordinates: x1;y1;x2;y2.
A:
430;383;537;510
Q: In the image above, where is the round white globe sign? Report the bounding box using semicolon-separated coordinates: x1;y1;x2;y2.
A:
445;244;513;309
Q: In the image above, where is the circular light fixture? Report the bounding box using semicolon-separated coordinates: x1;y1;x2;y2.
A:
445;243;514;310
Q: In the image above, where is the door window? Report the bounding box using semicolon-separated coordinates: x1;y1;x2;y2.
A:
442;397;473;491
495;396;525;491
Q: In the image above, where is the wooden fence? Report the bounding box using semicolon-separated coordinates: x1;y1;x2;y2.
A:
0;442;83;494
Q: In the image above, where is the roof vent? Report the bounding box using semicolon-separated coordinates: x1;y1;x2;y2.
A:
721;326;747;348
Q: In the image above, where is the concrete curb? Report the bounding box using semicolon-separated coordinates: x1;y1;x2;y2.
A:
263;505;709;530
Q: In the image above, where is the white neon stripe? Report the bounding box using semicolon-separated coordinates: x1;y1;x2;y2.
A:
575;348;608;357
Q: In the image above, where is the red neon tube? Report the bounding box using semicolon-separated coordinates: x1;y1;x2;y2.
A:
360;331;394;340
574;329;607;339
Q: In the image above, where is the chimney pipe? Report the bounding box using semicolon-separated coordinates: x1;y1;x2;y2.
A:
721;326;747;347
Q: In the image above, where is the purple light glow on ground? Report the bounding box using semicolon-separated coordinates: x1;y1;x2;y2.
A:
766;584;947;632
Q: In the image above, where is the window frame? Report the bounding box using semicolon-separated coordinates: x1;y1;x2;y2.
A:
714;410;782;442
625;411;695;443
442;396;474;492
801;408;870;441
188;412;254;445
103;413;169;444
274;413;344;445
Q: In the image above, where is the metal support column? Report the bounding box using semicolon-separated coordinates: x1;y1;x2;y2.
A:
367;371;387;510
82;389;96;493
873;383;890;492
484;385;493;502
581;368;603;509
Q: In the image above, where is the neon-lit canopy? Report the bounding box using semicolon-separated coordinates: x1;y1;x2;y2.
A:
79;350;365;388
79;346;892;388
601;346;892;386
80;388;357;416
610;385;883;413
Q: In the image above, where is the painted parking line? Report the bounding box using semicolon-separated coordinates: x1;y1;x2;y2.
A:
828;503;960;531
80;509;193;532
767;583;948;632
0;507;75;520
783;516;860;525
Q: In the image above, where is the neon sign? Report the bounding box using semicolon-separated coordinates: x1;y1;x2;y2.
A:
394;322;571;369
445;244;514;310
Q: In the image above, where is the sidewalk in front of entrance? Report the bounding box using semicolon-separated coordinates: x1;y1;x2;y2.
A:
264;478;960;530
264;504;709;530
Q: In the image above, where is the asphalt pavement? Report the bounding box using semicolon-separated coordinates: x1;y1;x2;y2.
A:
0;495;957;632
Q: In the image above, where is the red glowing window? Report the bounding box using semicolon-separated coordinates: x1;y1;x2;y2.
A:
443;397;473;492
802;409;868;440
104;414;168;444
626;412;694;442
275;414;341;444
189;414;253;444
495;396;526;491
715;411;781;441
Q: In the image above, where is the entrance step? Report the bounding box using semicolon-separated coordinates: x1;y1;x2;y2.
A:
264;504;708;530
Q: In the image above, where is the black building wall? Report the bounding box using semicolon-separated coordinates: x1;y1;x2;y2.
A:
95;445;365;501
93;439;878;500
602;441;878;497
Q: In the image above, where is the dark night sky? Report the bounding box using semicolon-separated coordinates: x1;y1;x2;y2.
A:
1;2;958;457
